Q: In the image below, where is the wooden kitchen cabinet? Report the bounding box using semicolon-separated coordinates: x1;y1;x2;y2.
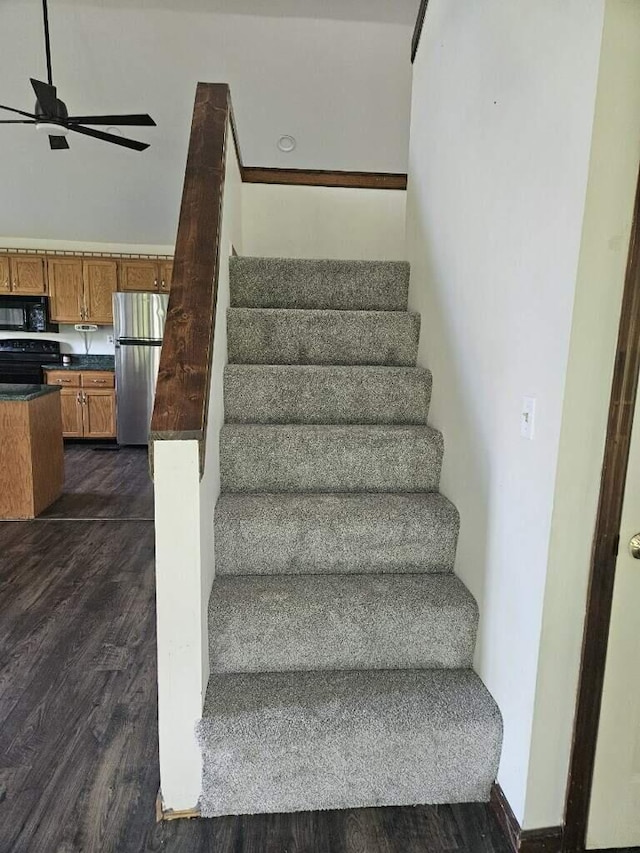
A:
119;259;172;293
59;388;84;437
48;258;117;324
0;257;10;293
45;370;116;438
0;255;46;295
47;258;84;322
159;261;173;293
83;390;116;438
83;260;118;324
11;256;46;294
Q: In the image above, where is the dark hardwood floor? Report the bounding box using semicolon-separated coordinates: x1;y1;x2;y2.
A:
0;447;513;853
41;445;154;521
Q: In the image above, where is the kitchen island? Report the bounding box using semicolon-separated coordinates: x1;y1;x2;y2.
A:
0;384;64;519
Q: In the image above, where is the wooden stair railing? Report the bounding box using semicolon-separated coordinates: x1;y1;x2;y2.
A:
150;83;231;474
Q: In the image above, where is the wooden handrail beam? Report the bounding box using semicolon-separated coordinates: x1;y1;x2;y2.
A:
150;83;230;463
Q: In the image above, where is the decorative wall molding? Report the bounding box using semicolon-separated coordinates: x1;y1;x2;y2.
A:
242;166;407;191
0;247;173;260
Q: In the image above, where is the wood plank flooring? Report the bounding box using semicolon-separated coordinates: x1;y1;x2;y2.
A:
41;446;154;520
0;446;513;853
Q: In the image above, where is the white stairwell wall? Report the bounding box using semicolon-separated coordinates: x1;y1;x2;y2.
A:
154;118;243;812
406;0;606;827
242;184;406;260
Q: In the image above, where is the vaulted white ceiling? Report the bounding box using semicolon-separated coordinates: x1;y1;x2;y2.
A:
0;0;415;244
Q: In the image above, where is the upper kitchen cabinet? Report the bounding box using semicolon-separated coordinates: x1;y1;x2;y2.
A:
48;257;118;324
159;261;173;293
0;255;46;295
120;259;173;293
0;257;9;293
48;258;84;322
83;260;118;324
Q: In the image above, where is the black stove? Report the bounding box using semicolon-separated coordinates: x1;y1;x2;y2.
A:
0;339;62;385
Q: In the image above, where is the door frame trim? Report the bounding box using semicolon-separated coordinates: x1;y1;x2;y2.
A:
563;163;640;851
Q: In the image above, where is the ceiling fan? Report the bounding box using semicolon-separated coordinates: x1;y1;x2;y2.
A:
0;0;155;151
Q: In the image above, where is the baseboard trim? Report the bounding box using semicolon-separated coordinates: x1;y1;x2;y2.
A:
155;792;201;822
241;166;407;191
490;784;563;853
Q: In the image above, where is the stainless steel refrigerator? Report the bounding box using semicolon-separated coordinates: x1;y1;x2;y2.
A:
113;291;169;445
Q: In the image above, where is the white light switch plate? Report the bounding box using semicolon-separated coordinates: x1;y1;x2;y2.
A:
521;396;536;440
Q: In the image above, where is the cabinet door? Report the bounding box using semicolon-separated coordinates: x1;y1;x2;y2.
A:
119;260;158;292
159;261;173;294
0;256;10;293
11;256;46;294
83;260;117;323
60;389;84;437
82;390;116;438
48;258;84;322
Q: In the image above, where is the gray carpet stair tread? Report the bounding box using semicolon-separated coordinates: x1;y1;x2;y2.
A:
230;257;410;311
215;492;459;575
208;573;477;674
220;424;443;493
196;668;503;816
227;308;420;366
224;364;432;424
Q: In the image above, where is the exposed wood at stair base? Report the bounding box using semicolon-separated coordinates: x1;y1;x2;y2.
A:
489;784;562;853
242;167;407;190
412;0;430;63
150;82;228;461
563;165;640;852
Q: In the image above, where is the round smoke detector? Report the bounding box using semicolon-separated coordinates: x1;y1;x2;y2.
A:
277;135;296;153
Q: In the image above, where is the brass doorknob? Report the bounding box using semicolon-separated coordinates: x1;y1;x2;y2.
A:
629;534;640;559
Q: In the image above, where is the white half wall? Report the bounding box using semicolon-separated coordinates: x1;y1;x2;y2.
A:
406;0;605;824
153;119;243;811
242;184;407;260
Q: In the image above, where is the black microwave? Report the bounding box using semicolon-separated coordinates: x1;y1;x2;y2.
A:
0;295;58;332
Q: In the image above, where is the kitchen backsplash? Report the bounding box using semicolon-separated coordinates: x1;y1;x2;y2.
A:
0;326;115;355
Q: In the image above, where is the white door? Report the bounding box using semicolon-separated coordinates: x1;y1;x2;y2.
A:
588;385;640;848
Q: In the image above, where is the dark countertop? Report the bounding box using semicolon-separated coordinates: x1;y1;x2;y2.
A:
0;383;61;402
42;355;115;372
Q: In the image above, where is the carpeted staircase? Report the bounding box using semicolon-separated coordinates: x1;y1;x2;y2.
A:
196;257;502;817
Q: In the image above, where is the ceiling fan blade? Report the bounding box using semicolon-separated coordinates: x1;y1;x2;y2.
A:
30;78;58;114
66;114;156;127
0;103;37;120
66;123;149;151
49;135;69;150
0;120;36;124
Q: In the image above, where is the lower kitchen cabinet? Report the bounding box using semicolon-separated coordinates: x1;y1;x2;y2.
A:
46;370;116;439
83;390;116;438
60;389;85;437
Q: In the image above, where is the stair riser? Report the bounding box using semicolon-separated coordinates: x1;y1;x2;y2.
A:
215;493;459;575
230;258;410;311
197;670;503;816
224;365;432;425
209;575;477;674
219;425;443;493
227;309;420;366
